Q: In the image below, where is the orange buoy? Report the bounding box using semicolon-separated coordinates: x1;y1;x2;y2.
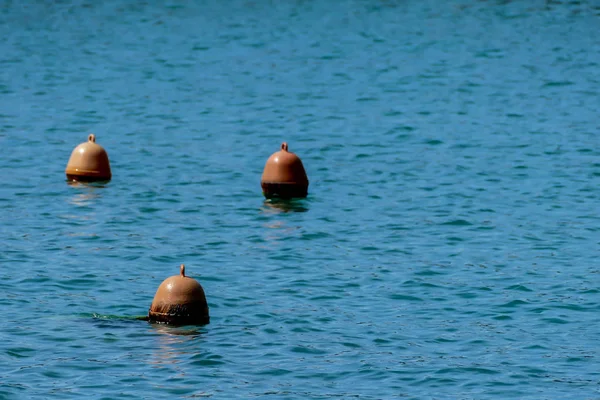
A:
148;264;210;326
65;134;112;182
260;142;309;199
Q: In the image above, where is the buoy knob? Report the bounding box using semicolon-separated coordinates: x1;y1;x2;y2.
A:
260;142;309;199
65;134;112;182
148;264;210;326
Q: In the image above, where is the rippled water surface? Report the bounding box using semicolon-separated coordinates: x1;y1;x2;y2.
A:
1;0;600;399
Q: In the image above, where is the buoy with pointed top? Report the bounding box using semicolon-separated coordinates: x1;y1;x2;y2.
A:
148;264;210;326
65;134;112;182
260;142;309;199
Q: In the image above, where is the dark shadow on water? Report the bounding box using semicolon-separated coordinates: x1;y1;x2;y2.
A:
262;198;310;213
88;313;206;336
90;313;147;322
78;313;147;330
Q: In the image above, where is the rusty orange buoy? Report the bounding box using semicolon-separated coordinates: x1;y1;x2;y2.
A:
65;134;112;182
260;142;309;199
148;264;210;326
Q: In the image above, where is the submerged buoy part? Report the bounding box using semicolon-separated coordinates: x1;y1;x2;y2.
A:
260;142;309;199
148;264;210;326
65;134;112;182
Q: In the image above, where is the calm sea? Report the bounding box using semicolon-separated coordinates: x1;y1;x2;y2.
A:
1;0;599;399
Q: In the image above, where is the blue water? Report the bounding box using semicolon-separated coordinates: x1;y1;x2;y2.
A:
1;0;600;399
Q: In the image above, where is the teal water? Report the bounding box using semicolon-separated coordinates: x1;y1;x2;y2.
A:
1;1;600;399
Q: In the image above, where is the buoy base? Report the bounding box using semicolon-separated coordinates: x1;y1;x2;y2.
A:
148;303;210;326
66;174;111;183
261;182;308;199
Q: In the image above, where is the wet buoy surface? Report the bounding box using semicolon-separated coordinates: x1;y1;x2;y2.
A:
148;264;210;326
65;134;112;182
260;142;309;199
